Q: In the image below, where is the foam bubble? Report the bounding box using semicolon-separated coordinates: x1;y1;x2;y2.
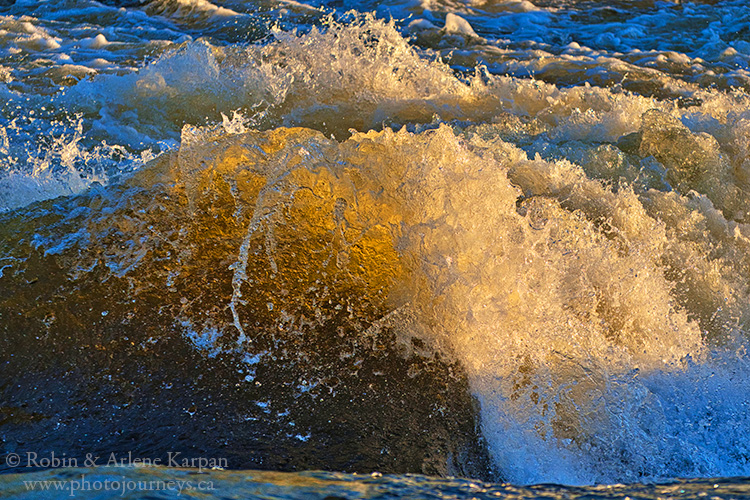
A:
443;13;478;36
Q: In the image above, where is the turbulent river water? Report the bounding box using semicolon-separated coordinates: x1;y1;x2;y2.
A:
1;0;750;498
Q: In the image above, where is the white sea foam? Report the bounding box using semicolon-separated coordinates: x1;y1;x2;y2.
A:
0;114;143;212
143;0;241;21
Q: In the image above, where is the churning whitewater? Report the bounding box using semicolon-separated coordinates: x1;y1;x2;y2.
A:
1;0;750;493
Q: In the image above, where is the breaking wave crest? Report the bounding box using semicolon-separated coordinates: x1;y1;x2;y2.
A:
3;10;750;487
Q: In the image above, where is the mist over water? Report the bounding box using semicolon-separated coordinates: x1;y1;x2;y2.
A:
2;0;750;491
